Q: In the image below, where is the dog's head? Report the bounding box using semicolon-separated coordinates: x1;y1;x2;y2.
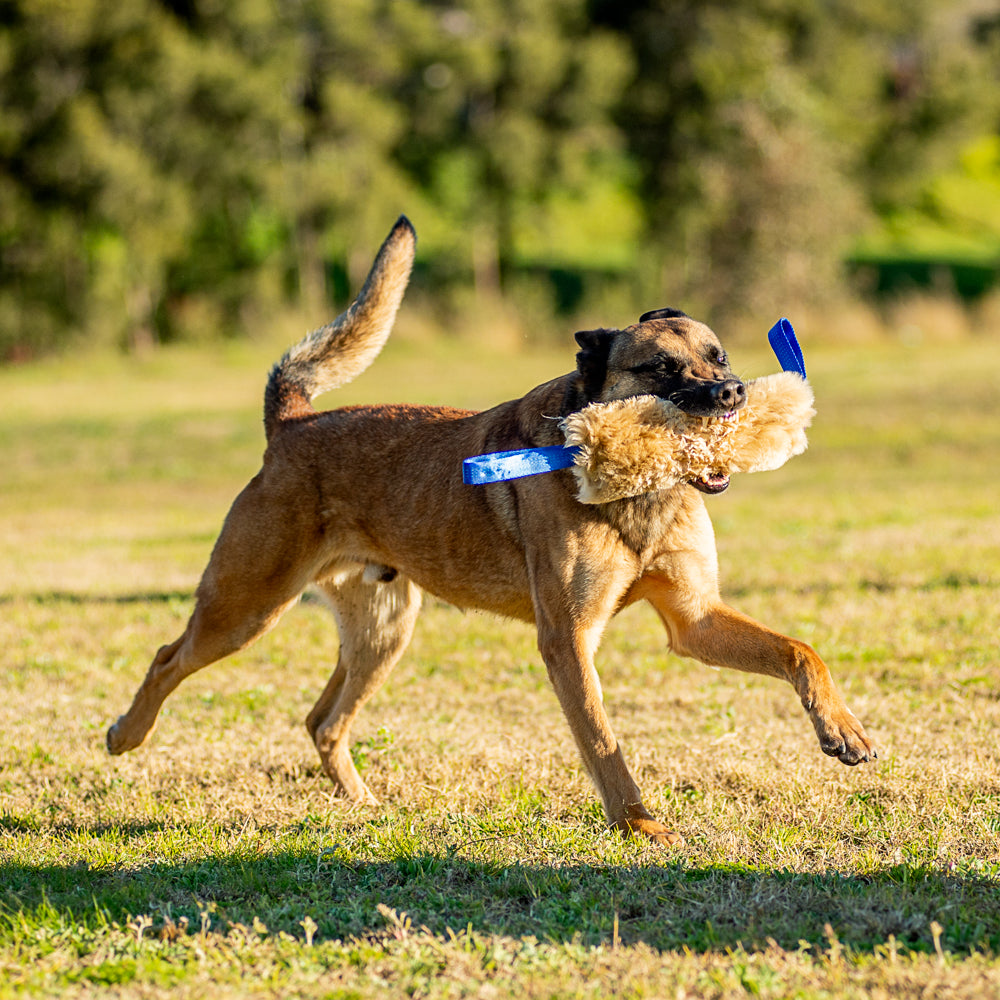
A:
565;308;746;494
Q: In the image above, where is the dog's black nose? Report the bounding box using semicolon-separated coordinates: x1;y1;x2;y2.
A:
710;379;746;409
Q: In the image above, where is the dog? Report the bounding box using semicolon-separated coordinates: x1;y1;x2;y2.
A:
107;216;875;845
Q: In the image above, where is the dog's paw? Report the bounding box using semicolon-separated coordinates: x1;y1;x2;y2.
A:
106;716;150;755
812;707;877;766
613;815;685;847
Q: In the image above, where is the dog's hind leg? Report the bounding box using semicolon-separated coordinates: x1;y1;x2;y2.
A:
306;568;421;804
106;584;304;756
107;478;318;755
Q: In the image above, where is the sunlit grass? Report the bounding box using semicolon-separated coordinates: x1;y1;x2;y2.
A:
1;331;999;997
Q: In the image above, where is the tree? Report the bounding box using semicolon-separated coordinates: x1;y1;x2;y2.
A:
592;0;998;328
393;0;633;301
1;0;996;357
0;0;305;352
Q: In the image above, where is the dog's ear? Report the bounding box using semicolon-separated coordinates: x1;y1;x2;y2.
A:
573;328;616;402
639;307;688;323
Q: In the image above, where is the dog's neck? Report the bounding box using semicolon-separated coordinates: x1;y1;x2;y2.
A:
518;378;696;551
560;373;590;418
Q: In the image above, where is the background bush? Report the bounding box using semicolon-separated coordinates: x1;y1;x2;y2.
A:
2;0;999;356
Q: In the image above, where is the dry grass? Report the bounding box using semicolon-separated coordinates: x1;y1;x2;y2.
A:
1;331;999;997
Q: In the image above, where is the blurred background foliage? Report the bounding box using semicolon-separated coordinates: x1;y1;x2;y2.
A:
1;0;1000;358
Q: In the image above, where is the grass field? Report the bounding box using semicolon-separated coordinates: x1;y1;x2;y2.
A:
1;328;999;998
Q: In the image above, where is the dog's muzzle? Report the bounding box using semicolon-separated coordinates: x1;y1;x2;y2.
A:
710;378;746;412
670;378;747;419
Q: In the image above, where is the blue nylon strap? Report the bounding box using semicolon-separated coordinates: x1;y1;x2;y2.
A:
462;444;578;485
463;317;807;485
768;317;806;378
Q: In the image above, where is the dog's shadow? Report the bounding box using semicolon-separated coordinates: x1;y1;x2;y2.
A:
1;819;996;956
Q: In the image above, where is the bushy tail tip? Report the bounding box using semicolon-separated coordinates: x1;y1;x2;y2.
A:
264;217;416;436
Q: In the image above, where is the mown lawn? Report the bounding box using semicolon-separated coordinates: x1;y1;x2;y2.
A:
1;328;999;997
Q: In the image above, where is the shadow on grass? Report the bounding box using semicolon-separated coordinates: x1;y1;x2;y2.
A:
0;591;195;606
0;589;347;606
1;826;997;956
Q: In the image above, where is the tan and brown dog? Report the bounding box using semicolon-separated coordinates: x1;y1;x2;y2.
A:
107;217;875;844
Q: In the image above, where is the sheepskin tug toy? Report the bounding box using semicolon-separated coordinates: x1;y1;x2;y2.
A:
462;318;814;504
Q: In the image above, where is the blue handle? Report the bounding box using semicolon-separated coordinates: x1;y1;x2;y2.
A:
462;445;578;485
768;317;806;378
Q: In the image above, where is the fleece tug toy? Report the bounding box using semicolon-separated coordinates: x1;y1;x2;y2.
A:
463;319;815;504
563;368;813;503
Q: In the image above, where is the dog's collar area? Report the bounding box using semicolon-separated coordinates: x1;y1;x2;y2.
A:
462;318;805;486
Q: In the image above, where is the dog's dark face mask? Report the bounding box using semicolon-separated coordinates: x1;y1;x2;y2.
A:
566;308;747;495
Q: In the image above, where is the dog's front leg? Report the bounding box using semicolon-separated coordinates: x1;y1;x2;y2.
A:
637;574;876;766
529;557;683;847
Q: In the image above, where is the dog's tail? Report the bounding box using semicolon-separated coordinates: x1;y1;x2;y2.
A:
263;216;416;439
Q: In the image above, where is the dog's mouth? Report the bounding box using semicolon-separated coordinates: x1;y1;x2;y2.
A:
690;471;731;494
669;402;743;420
680;407;738;494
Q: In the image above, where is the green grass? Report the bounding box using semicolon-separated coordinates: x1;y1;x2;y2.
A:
1;331;999;997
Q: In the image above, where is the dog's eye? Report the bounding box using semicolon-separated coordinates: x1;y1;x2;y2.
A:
715;351;728;366
631;357;669;375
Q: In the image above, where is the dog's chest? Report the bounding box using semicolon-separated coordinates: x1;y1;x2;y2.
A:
598;487;702;561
